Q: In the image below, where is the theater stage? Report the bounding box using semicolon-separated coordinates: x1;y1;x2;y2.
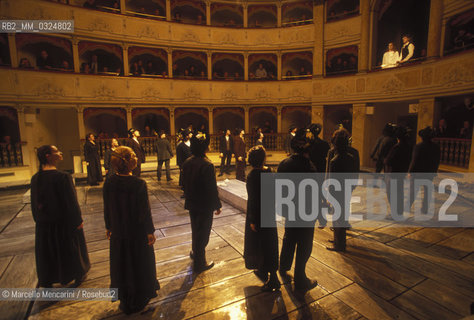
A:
0;171;472;319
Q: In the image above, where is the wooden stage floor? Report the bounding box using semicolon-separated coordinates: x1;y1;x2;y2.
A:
0;171;472;320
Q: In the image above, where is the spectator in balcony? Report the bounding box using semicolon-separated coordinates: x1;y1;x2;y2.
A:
200;71;206;79
83;0;97;9
223;71;232;80
19;57;33;69
130;61;142;76
90;54;99;74
434;118;448;138
454;29;473;49
60;60;71;71
348;56;357;71
285;70;293;79
103;146;159;314
81;62;90;74
36;50;53;70
174;12;182;22
381;42;400;69
255;63;267;79
408;127;440;214
459;120;473;139
285;126;297;156
218;129;234;176
84;133;103;186
161;71;168;78
137;59;145;74
249;72;255;80
31;145;90;288
189;65;197;77
126;128;145;177
299;66;307;78
156;130;174;182
262;121;272;133
398;35;415;64
145;61;155;75
184;69;191;78
234;72;241;80
172;63;180;77
244;145;280;292
197;15;204;25
226;19;236;27
333;57;343;73
234;128;246;182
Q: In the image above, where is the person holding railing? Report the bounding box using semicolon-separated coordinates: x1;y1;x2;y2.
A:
398;35;415;65
381;42;400;69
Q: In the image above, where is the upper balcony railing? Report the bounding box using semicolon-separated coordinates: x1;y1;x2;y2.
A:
0;143;24;168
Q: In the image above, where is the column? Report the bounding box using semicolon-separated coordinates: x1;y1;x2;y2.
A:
313;2;324;77
416;98;436;143
169;107;175;136
352;103;370;167
244;106;250;133
206;0;211;25
207;51;212;80
72;37;80;73
277;51;282;80
126;105;133;129
166;0;171;21
208;107;214;134
311;104;324;137
167;48;173;78
120;0;126;14
358;0;370;72
243;4;248;28
122;43;129;76
244;52;249;81
277;105;283;133
427;0;443;59
277;2;282;27
76;105;86;142
8;34;18;68
16;105;31;167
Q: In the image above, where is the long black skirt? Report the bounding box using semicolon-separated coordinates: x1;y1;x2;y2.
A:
243;215;278;273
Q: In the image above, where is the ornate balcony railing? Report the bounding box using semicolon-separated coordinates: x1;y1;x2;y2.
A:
433;138;471;169
0;143;24;168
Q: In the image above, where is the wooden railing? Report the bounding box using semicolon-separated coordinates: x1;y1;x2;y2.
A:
433;138;471;169
0;143;24;168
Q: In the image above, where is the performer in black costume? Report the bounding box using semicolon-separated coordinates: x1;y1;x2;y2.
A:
126;128;145;177
218;129;234;176
182;134;222;272
278;129;318;292
104;138;119;178
103;146;159;315
31;145;90;287
308;123;330;172
244;146;280;291
176;129;193;190
84;133;103;185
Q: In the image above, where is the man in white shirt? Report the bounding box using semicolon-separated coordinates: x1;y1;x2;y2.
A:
381;42;400;69
398;35;414;64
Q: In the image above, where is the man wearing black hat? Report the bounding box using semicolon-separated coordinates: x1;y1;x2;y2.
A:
176;129;193;191
278;128;318;292
182;133;222;272
370;123;397;173
285;126;297;156
218;129;234;176
126;128;145;177
308;123;330;172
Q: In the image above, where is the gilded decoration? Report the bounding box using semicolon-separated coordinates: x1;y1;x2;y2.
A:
422;67;433;85
34;82;65;98
222;89;237;101
440;64;472;86
183;87;201;100
381;77;404;94
87;19;112;33
142;87;161;100
94;85;115;98
138;25;160;40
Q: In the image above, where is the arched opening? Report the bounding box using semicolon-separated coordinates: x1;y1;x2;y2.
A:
250;107;277;133
126;0;165;18
248;5;277;28
84;108;127;138
248;54;277;80
172;0;206;25
0;35;11;66
175;108;208;133
212;53;244;80
282;1;313;26
128;47;167;76
374;0;430;68
213;108;244;134
282;51;313;79
16;34;73;71
211;3;243;27
326;45;358;75
281;106;311;133
172;50;207;79
132;108;170;135
78;41;123;74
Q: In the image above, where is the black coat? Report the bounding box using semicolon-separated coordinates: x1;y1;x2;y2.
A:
219;135;234;154
244;167;278;272
309;137;330;172
409;141;441;173
182;156;222;212
384;141;412;173
126;138;145;164
31;170;90;286
84;141;103;184
156;138;173;161
233;136;246;159
176;141;192;167
103;175;159;309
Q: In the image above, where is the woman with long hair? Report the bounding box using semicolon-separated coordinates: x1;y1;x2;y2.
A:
103;146;159;314
31;145;90;287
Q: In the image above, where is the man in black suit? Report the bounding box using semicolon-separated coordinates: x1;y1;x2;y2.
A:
176;129;193;189
278;129;318;292
218;129;233;176
182;134;222;273
308;123;330;172
126;128;145;177
284;126;297;156
155;130;173;181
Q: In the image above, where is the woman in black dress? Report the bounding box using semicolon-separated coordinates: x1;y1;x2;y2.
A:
103;146;159;314
84;133;103;186
244;145;280;291
31;145;90;287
